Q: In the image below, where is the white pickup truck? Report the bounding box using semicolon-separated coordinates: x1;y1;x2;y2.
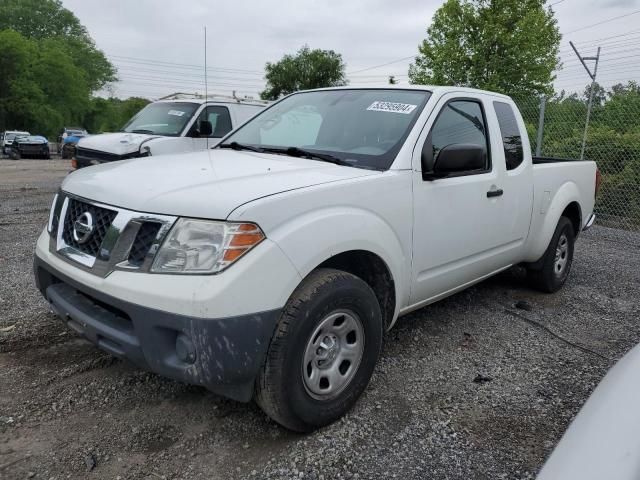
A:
34;86;598;432
73;93;268;168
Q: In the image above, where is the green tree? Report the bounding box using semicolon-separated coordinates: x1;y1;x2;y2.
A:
83;97;150;133
409;0;560;97
583;82;607;106
0;30;42;132
261;45;347;100
0;0;116;91
0;29;115;137
516;81;640;227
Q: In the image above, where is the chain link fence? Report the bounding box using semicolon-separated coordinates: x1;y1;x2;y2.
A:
515;90;640;231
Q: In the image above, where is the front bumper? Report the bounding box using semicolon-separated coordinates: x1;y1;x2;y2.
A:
34;255;281;402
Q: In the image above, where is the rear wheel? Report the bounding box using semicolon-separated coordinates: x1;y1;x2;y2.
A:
255;268;383;432
527;216;575;293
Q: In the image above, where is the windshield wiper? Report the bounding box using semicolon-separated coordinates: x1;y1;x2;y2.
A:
130;129;155;134
219;141;265;153
219;142;351;167
266;146;351;166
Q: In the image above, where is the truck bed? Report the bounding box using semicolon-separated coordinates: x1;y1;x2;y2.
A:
533;156;585;164
523;158;597;263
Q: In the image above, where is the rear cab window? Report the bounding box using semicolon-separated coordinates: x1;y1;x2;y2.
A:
493;101;524;170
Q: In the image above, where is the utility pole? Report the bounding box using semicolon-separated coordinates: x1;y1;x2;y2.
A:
570;41;600;160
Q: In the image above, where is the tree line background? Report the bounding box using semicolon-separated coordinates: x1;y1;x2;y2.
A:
0;0;148;137
0;0;637;226
516;82;640;226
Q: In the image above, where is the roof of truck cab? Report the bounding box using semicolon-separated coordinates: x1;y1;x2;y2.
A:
296;85;513;99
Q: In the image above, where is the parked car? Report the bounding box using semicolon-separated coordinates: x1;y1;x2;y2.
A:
538;343;640;480
34;86;598;432
61;133;90;160
58;127;89;159
73;93;269;168
1;130;30;155
8;134;50;159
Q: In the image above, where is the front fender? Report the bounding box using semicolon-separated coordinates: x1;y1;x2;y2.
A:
267;206;408;321
523;181;582;263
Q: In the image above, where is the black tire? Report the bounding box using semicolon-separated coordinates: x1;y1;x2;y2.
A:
527;216;575;293
255;268;383;432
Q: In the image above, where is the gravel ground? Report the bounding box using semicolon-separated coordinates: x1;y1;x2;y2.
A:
1;159;639;480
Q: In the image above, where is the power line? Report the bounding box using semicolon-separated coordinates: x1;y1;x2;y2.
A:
114;67;264;84
347;56;415;74
567;28;640;46
117;79;264;90
108;54;264;75
564;9;640;34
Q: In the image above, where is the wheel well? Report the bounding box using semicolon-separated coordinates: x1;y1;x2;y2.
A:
317;250;396;329
562;202;581;236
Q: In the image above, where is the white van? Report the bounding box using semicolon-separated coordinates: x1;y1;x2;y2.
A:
74;93;268;168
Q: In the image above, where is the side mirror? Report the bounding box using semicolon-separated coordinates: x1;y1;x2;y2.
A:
423;143;486;180
198;120;213;137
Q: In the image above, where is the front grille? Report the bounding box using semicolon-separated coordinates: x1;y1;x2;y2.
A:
62;198;117;257
49;196;62;238
128;222;162;266
50;193;176;277
20;144;47;154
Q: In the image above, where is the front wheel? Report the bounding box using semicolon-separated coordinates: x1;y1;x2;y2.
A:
527;216;575;293
255;268;383;432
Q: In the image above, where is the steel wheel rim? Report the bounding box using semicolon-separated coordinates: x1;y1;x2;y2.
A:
554;233;569;276
302;310;365;400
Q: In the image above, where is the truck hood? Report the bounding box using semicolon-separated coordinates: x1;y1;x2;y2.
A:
62;149;379;219
77;132;161;156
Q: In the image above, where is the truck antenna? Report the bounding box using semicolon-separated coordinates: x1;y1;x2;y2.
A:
204;25;209;150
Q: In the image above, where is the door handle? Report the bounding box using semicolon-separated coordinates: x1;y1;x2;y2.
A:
486;188;504;198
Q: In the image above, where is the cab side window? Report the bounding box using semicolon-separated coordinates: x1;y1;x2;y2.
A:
424;100;490;174
493;101;524;170
196;106;232;138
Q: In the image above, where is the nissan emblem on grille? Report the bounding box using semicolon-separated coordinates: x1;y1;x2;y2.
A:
73;212;95;244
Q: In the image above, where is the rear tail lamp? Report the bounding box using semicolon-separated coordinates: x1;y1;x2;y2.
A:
595;167;602;199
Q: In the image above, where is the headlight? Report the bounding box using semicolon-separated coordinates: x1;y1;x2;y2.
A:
151;219;265;274
47;193;59;234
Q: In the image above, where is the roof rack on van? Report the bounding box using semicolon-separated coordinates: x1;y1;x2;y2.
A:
158;91;269;105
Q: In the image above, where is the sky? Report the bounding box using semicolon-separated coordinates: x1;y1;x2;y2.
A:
61;0;640;100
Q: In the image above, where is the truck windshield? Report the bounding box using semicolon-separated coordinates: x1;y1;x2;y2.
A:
221;89;431;170
122;102;199;136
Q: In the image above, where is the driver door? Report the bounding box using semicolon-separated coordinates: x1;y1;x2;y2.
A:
410;94;510;305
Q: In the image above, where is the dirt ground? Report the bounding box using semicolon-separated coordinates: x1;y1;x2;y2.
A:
1;159;639;480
